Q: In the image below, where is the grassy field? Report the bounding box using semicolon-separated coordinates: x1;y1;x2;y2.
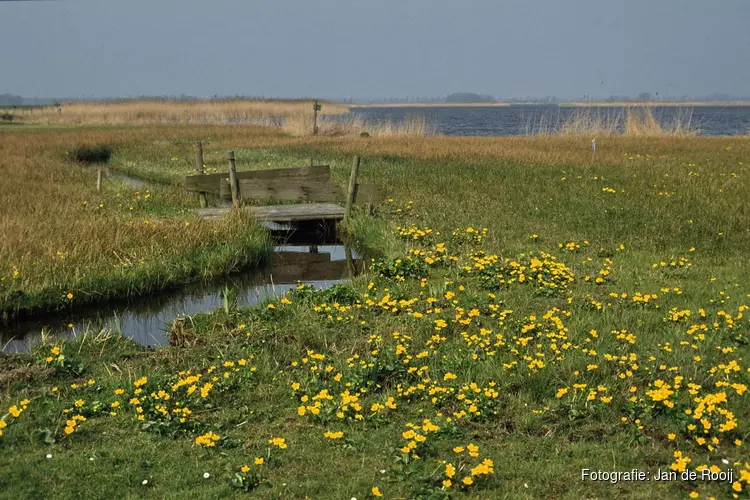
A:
1;126;749;499
0;125;294;318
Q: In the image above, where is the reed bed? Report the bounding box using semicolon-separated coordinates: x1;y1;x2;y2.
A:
20;99;349;125
529;106;698;136
280;112;433;137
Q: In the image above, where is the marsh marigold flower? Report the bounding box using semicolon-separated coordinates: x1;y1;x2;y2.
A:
269;437;287;449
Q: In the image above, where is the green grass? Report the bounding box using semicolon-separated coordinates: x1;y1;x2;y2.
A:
0;126;283;318
2;130;749;499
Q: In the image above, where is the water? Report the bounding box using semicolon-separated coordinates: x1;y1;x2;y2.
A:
2;168;359;353
2;245;363;353
349;105;750;136
102;167;151;189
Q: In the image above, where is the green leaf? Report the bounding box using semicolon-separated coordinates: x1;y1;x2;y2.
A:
39;428;56;444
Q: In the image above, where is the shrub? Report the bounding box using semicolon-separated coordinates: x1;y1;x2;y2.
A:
1;113;14;122
68;145;113;164
360;131;370;138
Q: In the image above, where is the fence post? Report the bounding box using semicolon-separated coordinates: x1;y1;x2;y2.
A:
344;155;360;222
228;151;239;209
312;100;319;136
96;169;103;192
195;141;207;208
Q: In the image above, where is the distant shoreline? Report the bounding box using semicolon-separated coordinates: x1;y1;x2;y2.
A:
559;101;750;107
349;102;513;108
349;101;750;108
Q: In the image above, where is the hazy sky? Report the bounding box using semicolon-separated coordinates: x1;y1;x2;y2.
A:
1;0;749;100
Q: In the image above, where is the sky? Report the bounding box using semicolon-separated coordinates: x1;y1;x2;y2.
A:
1;0;749;101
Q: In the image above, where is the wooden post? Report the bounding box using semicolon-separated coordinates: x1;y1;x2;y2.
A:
309;157;314;167
195;142;204;173
344;156;360;222
96;169;103;192
195;141;207;208
312;100;319;136
228;151;239;209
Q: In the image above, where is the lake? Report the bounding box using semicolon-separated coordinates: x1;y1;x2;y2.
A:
349;105;750;136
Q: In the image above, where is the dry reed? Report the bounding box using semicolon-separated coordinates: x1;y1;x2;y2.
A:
529;106;698;137
280;112;433;137
20;99;349;125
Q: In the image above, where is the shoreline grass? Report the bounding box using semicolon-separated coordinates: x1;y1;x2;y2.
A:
280;112;433;137
533;106;699;137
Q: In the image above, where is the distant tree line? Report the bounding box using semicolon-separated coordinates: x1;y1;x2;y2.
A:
0;93;58;106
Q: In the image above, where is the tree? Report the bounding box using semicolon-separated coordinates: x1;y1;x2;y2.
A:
444;92;495;103
636;92;652;102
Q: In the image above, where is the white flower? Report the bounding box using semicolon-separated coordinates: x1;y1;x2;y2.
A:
203;472;210;479
142;480;148;485
722;458;730;465
45;454;52;459
89;457;95;461
380;469;386;474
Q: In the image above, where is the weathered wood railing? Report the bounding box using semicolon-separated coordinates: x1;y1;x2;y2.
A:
186;149;383;222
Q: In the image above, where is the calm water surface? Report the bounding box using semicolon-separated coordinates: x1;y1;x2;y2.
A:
2;244;363;353
350;105;750;136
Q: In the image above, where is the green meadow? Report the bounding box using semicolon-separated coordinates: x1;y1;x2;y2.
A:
1;124;749;499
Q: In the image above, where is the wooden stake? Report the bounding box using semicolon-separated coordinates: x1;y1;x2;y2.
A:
96;169;103;192
344;156;360;222
195;141;204;173
312;100;319;136
228;151;239;209
195;141;207;208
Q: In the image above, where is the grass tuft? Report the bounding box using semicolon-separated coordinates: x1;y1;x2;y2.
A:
67;145;113;164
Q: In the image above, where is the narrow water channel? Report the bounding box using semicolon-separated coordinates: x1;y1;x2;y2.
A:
2;244;364;353
1;168;366;353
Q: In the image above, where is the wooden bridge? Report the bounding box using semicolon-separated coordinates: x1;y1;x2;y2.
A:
186;148;383;223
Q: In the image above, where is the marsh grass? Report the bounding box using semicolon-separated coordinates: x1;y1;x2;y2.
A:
528;106;698;137
21;99;349;125
1;125;749;499
280;112;433;137
67;144;113;164
0;126;277;317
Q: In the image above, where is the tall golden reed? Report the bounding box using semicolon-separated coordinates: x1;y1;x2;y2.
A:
22;99;349;125
280;113;433;137
529;106;698;137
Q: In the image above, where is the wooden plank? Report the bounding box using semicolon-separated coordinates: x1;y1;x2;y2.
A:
247;203;346;221
235;179;383;203
194;203;346;222
238;179;346;202
186;165;330;193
